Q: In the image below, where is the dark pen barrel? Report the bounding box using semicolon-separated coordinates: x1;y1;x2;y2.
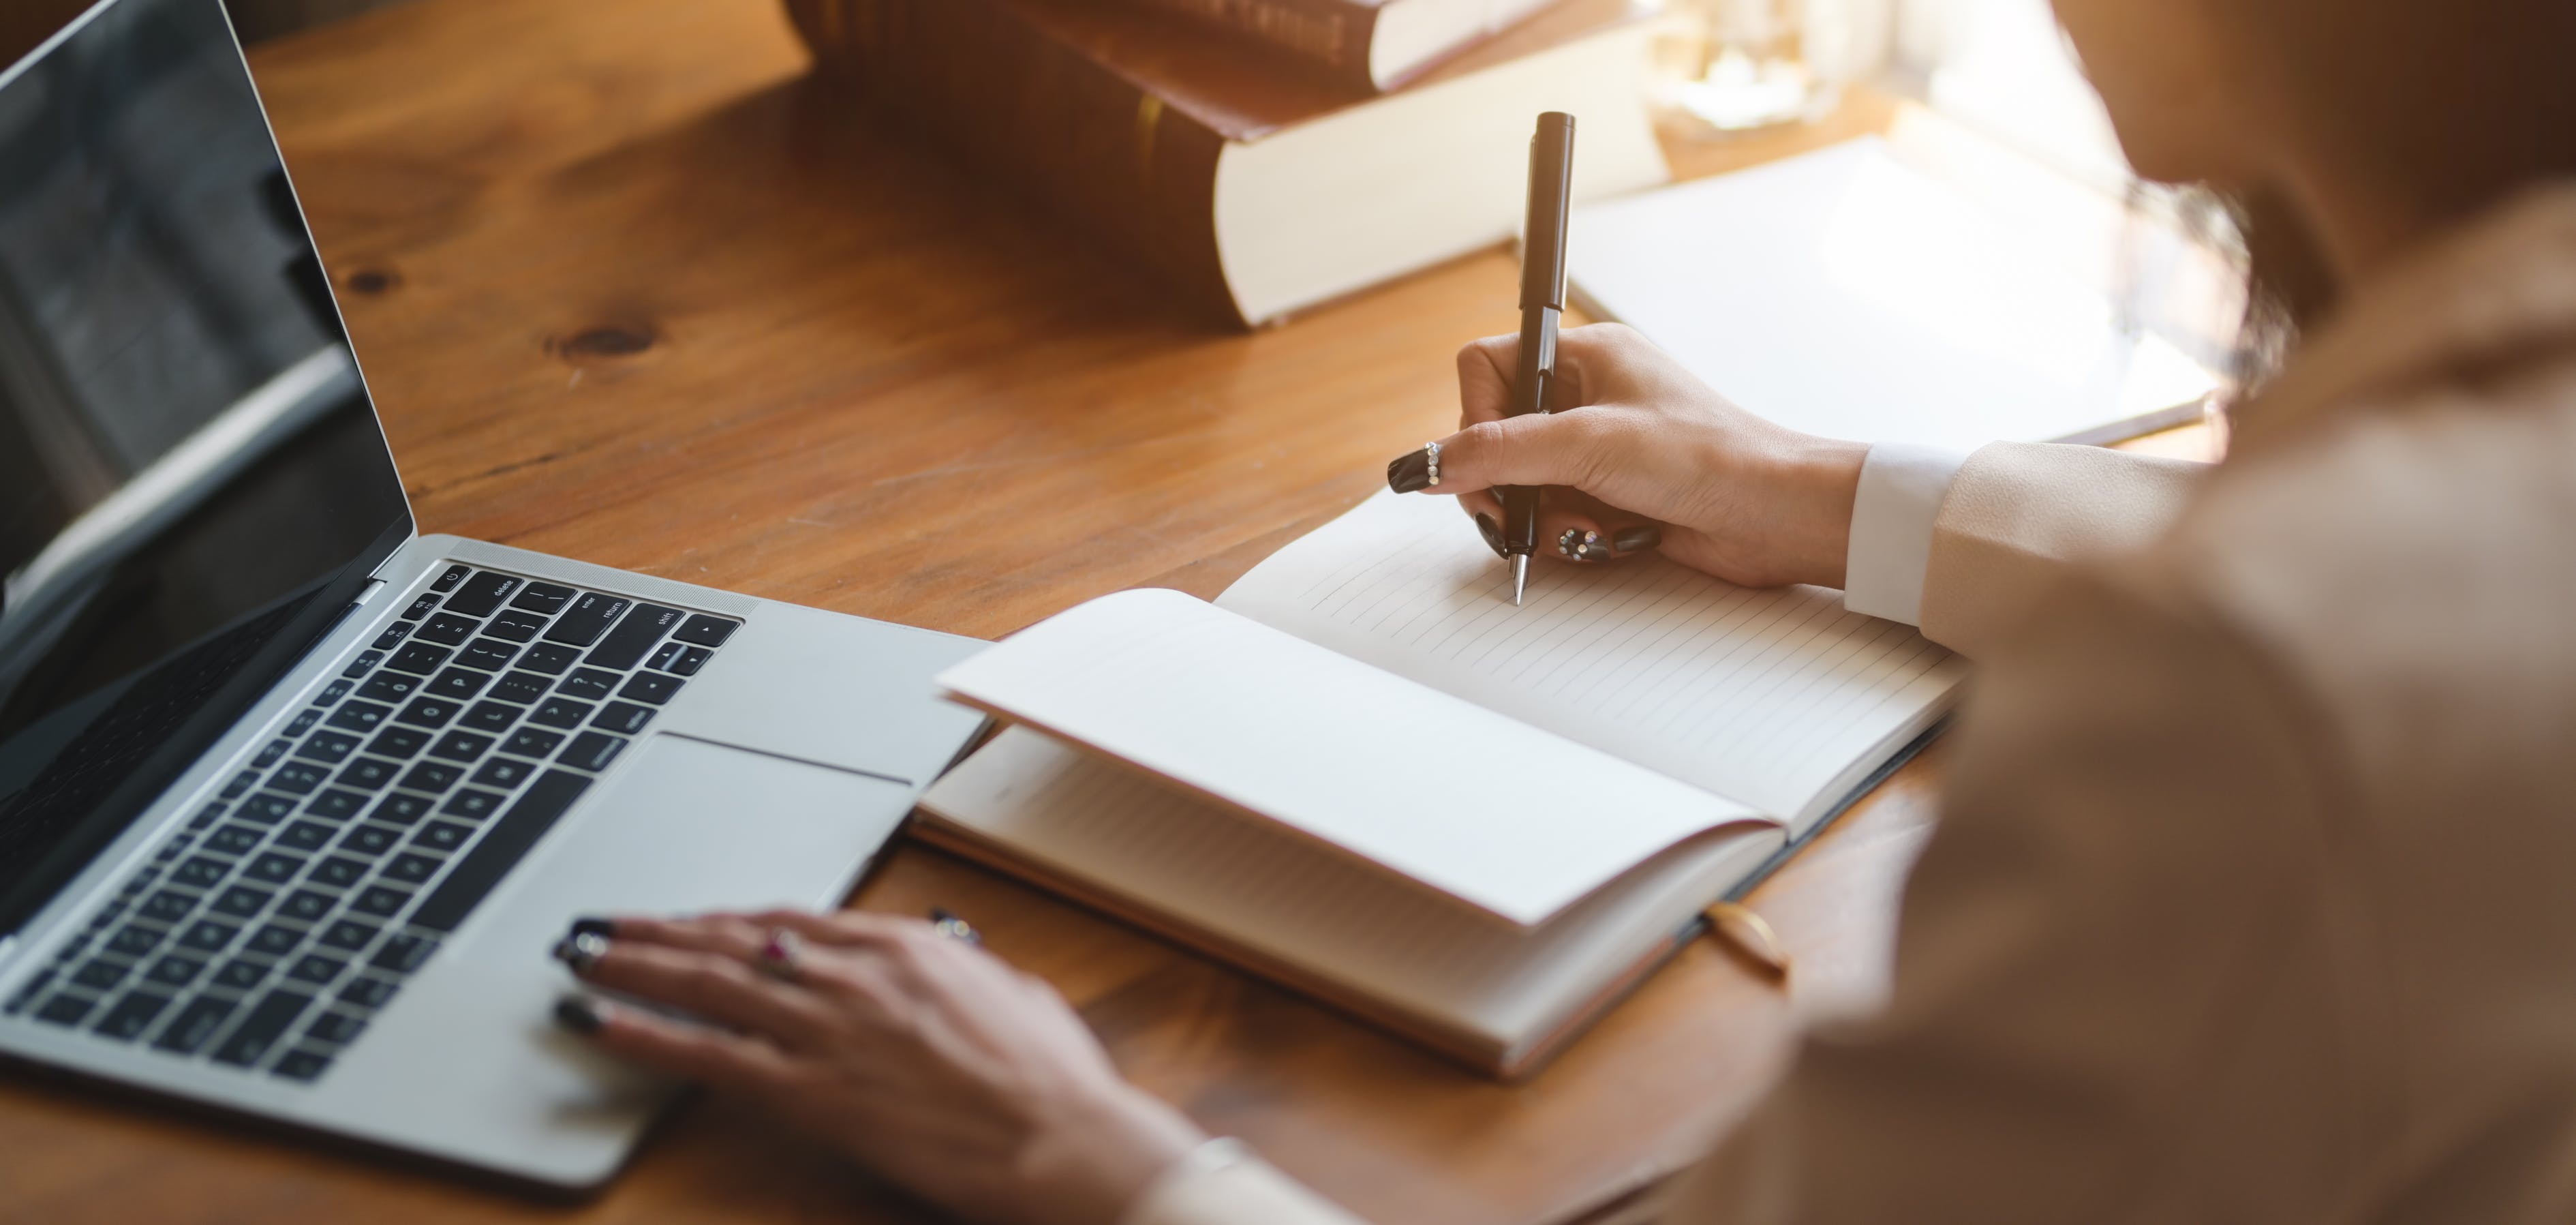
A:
1502;112;1576;562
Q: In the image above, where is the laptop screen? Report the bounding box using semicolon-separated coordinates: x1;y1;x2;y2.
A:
0;0;412;937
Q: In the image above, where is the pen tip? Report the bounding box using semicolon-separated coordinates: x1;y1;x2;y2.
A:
1512;555;1529;607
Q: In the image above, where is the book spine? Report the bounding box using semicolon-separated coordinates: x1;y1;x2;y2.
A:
1116;0;1379;91
784;0;1244;326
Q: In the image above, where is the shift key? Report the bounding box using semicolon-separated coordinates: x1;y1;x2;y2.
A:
585;604;685;670
541;593;629;648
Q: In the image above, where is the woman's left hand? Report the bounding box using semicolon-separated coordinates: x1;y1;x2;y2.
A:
553;910;1205;1225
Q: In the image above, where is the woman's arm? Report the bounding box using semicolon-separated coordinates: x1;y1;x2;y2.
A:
1410;324;2209;656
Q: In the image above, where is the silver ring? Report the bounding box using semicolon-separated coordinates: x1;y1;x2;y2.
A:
757;928;805;983
1424;440;1441;487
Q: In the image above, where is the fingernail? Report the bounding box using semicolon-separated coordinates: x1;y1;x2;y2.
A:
1613;525;1662;553
1386;449;1431;494
552;931;609;973
1475;513;1506;559
1557;528;1606;562
553;995;604;1035
570;916;615;939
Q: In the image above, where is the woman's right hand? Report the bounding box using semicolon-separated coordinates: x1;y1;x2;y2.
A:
1394;323;1868;590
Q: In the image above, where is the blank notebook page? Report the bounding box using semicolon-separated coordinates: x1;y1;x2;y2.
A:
919;728;1787;1047
1217;491;1967;826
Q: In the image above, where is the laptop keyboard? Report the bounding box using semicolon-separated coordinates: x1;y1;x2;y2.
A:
2;564;738;1084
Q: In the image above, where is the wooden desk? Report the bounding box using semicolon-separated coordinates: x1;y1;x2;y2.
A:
0;2;2147;1221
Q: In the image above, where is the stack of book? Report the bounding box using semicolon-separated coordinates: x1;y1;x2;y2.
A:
783;0;1671;327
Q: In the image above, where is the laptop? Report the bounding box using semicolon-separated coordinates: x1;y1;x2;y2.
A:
0;0;989;1189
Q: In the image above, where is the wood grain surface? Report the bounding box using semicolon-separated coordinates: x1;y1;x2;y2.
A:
0;2;2196;1222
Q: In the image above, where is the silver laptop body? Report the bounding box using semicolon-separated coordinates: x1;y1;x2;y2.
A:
0;0;987;1188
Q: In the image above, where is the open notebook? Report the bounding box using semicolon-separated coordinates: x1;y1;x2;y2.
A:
919;491;1966;1074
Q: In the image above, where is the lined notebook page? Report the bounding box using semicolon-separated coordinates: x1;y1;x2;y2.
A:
919;729;1787;1050
1218;491;1967;827
936;588;1762;926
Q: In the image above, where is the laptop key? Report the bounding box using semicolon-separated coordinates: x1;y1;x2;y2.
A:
490;671;553;705
442;571;523;618
286;954;348;986
393;697;461;729
93;990;174;1042
335;757;401;791
339;824;400;857
144;954;206;988
140;889;198;922
399;762;463;793
487;609;547;642
266;762;329;795
470;757;534;789
247;924;304;956
412;822;472;852
425;667;490;701
369;933;438;974
585;605;684;670
428;731;493;763
511;581;577;615
430;564;469;593
410;772;591;933
399;592;440;620
244;853;306;884
517;641;581;675
209;885;273;919
237;794;296;824
440;789;504;821
386;642;449;674
213;990;314;1066
286;709;322;737
177;920;241;953
309;858;369;890
304;1010;369;1046
315;679;354;707
279;890;335;922
558;731;627;773
296;731;363;764
457;638;519;671
108;926;168;957
371;794;433;826
207;824;264;855
307;789;368;820
275;821;335;852
173;857;230;889
416;612;480;647
344;651;384;678
221;770;259;799
672;615;739;648
339;975;400;1010
213;958;271;991
252;739;292;769
382;853;442;884
370;622;412;651
365;726;433;759
72;959;130;991
354;671;422;704
530;698;594;729
459;701;521;733
318;920;380;952
542;594;630;648
617;672;682;705
349;887;411;919
557;668;619;701
593;702;655;735
324;701;392;734
272;1048;336;1082
153;995;239;1055
668;646;711;676
503;728;565;758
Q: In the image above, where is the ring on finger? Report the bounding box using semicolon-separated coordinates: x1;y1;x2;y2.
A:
757;927;806;984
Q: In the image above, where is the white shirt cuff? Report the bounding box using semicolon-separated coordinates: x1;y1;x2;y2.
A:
1122;1139;1366;1225
1843;442;1970;626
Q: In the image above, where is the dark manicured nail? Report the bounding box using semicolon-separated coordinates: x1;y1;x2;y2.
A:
1613;525;1662;553
553;995;604;1035
1386;449;1432;494
570;916;615;939
1475;513;1506;558
552;931;609;973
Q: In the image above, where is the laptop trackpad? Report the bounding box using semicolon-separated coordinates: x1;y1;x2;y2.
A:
319;734;918;1183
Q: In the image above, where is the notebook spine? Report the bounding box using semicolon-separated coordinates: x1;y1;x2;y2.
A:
783;0;1244;325
1113;0;1381;91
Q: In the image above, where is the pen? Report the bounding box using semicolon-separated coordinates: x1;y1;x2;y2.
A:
1503;112;1576;607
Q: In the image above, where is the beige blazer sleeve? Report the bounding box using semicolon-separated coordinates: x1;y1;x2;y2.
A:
1918;441;2205;657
